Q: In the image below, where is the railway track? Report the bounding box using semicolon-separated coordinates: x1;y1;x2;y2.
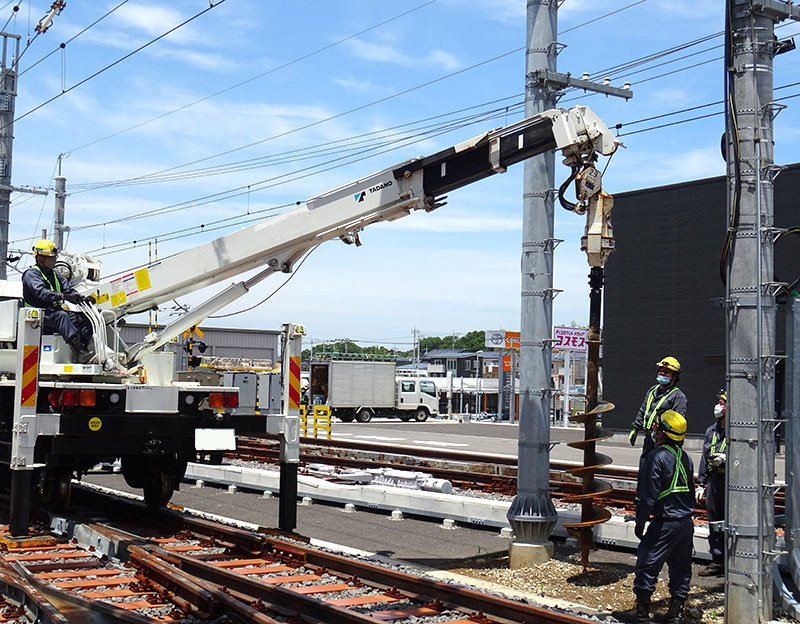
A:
231;434;786;519
0;488;598;624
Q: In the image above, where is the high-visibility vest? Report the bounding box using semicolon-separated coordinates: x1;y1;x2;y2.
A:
643;386;679;430
657;444;690;500
24;266;63;309
706;431;727;472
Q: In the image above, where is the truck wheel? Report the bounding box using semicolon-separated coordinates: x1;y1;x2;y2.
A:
338;413;355;423
414;408;429;422
39;469;72;511
143;471;174;509
355;408;373;423
399;414;412;422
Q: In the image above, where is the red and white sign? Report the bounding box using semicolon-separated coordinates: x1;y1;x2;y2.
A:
553;326;588;352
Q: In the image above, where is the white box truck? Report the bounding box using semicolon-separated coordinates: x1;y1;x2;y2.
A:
309;360;439;423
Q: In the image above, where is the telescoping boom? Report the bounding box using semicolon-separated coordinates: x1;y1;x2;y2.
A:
72;105;620;367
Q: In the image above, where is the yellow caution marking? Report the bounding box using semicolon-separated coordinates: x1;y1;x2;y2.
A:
88;417;102;432
134;268;151;292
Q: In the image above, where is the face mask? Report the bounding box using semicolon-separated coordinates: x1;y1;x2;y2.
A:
714;404;724;418
656;374;671;385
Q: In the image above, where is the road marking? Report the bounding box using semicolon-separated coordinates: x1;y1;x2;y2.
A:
353;436;406;441
411;440;469;447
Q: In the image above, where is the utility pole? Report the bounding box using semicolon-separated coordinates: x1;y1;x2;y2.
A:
508;0;631;567
53;175;66;249
724;1;799;621
0;32;20;280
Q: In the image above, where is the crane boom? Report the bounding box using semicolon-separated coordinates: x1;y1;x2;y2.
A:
75;105;619;366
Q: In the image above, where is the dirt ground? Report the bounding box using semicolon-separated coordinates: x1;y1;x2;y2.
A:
446;541;795;623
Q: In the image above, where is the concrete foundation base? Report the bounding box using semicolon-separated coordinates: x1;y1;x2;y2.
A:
509;541;554;568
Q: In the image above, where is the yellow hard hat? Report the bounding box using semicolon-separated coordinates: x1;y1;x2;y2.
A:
717;389;727;402
32;239;58;256
656;356;681;373
658;409;687;442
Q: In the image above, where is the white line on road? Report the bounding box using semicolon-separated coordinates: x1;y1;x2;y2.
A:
411;440;469;447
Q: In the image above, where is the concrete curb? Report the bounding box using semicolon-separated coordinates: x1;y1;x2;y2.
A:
185;462;712;560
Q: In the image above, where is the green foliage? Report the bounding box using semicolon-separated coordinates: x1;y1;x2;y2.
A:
456;330;485;352
305;330;491;360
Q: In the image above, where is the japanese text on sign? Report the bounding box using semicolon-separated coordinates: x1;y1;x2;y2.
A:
553;326;588;351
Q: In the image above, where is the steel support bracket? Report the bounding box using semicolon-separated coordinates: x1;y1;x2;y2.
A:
526;69;634;99
753;0;800;22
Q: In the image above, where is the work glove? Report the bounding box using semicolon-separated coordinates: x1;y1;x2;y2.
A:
81;295;95;305
634;519;646;540
711;453;726;469
64;292;83;304
695;486;706;505
629;428;639;446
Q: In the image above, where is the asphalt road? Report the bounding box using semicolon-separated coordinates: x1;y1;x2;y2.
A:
325;418;786;476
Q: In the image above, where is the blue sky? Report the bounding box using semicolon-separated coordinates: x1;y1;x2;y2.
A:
5;0;800;350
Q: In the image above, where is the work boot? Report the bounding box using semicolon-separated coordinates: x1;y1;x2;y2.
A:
68;338;93;364
632;594;651;623
664;598;685;624
698;562;723;577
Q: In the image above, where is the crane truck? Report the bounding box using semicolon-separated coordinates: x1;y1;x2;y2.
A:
0;105;621;512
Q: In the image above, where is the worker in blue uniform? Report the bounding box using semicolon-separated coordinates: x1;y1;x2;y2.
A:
629;356;688;467
696;389;727;577
22;239;94;363
632;409;695;624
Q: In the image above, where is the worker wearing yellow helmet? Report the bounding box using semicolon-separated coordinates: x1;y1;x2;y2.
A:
632;409;694;624
628;356;688;467
22;239;94;363
696;389;727;577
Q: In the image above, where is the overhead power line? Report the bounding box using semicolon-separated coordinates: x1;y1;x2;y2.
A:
5;0;227;131
64;0;441;155
18;0;130;77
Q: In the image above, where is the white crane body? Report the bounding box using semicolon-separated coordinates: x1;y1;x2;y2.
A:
0;104;619;509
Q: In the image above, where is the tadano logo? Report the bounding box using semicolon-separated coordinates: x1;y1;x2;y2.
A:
353;179;393;202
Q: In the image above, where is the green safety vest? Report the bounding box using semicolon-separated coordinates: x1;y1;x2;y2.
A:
24;265;63;309
710;431;726;455
707;431;727;472
657;444;690;500
643;386;678;430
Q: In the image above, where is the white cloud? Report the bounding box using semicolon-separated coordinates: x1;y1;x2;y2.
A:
343;39;462;71
112;4;197;43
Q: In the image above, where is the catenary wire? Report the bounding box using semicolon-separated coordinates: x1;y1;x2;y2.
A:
66;34;731;196
61;0;652;191
18;0;130;77
63;0;441;155
4;0;227;131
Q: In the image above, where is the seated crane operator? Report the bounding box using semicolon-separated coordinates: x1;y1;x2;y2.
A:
22;239;94;363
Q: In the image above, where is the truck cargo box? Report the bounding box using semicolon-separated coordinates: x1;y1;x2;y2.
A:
326;360;396;408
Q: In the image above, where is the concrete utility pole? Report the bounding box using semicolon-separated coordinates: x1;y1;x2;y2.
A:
724;1;800;621
0;33;20;280
508;0;631;567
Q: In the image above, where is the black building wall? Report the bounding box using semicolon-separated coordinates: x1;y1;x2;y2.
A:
603;163;798;435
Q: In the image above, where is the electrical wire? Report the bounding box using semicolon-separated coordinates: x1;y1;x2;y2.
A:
61;0;652;192
18;0;130;77
65;31;739;199
69;96;526;193
63;0;440;155
5;0;227;131
208;245;319;318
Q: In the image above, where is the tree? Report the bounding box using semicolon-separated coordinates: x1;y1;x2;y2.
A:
456;330;485;352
